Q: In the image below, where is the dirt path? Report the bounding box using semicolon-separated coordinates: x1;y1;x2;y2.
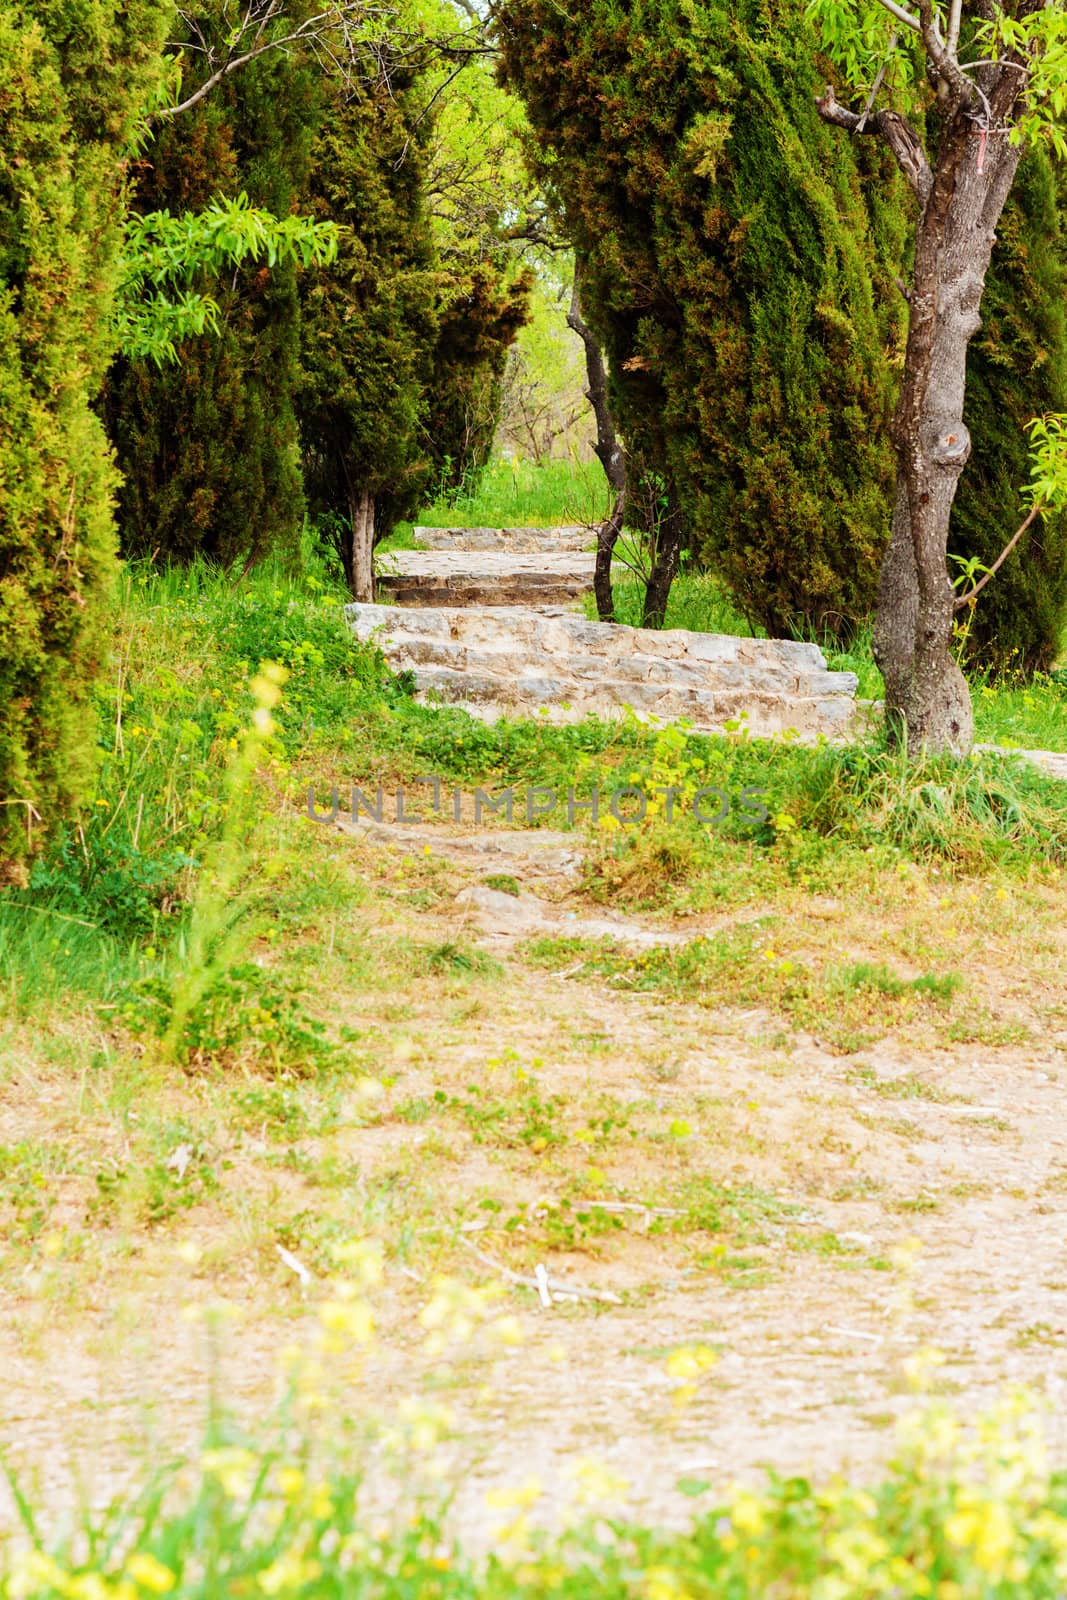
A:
4;800;1067;1539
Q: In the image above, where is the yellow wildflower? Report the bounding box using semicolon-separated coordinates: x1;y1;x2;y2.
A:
126;1552;176;1593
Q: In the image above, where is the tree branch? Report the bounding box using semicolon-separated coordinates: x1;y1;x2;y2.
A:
856;33;898;133
918;0;977;106
953;504;1040;609
945;0;963;57
815;86;933;206
156;2;397;119
870;0;921;33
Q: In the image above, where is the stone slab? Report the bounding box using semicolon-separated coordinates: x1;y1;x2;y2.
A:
344;601;860;741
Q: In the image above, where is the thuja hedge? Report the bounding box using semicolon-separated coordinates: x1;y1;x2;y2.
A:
0;0;169;879
104;27;320;571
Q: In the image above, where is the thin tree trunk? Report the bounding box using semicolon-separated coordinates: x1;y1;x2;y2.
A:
595;489;626;621
817;37;1034;759
874;122;1022;755
642;497;684;629
347;487;375;602
567;274;626;621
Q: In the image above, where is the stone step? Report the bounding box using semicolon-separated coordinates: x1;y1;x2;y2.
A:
376;632;846;697
349;602;827;671
412;524;592;553
375;547;602;607
346;602;860;741
378;574;593;607
406;664;857;739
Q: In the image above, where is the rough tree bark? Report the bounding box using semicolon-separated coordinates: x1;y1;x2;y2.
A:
641;496;685;629
816;1;1036;755
345;487;376;601
566;275;626;621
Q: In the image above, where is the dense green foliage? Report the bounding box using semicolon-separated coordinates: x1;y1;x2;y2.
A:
114;195;339;367
952;147;1067;675
297;65;441;567
423;262;533;498
298;67;532;575
0;0;170;879
497;0;906;639
103;20;322;569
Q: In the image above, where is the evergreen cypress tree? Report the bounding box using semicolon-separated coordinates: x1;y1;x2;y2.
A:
423;262;533;499
296;68;441;597
104;15;321;568
497;0;906;639
952;148;1067;675
0;0;169;878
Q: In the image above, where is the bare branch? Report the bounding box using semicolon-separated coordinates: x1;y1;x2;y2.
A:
946;0;963;57
918;0;977;105
156;2;400;120
856;32;897;133
953;504;1041;608
816;85;933;206
870;0;921;33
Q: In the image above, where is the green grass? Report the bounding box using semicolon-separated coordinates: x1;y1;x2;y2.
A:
3;549;1063;1084
589;570;758;639
410;456;612;530
4;561;1063;1035
521;927;967;1050
3;1380;1067;1598
972;669;1067;752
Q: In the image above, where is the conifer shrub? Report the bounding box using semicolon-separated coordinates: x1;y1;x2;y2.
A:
297;64;530;584
297;63;441;585
497;0;906;640
0;0;169;879
104;27;320;569
424;262;534;500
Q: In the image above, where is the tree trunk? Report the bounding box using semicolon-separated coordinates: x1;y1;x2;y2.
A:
567;273;626;621
874;121;1022;756
595;489;626;622
346;488;375;602
642;498;684;629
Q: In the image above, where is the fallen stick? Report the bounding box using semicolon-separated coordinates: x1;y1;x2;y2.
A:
823;1323;883;1344
455;1236;623;1305
276;1243;313;1292
577;1200;684;1218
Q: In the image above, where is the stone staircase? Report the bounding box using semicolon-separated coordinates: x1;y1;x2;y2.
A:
347;601;862;740
375;548;600;608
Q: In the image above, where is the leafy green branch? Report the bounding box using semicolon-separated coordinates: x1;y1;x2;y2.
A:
114;194;339;365
953;414;1067;611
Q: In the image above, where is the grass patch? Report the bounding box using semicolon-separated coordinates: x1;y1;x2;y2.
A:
972;669;1067;752
4;558;1062;1091
412;456;611;529
591;570;757;639
845;1065;958;1102
522;930;966;1052
831;961;964;1003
